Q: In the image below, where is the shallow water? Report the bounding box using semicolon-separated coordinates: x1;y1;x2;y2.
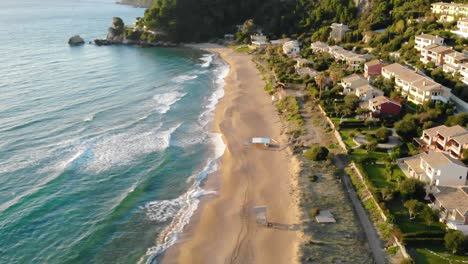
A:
0;1;227;262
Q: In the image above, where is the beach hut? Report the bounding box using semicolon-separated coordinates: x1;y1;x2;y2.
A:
254;206;268;225
251;137;271;147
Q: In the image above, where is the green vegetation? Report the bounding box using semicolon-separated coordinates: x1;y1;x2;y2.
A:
304;145;329;161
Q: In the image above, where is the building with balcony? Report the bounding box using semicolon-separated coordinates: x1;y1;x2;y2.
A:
367;96;401;118
461;63;468;85
443;51;468;74
250;34;268;46
420;125;468;159
452;17;468;38
340;74;368;94
310;41;329;53
329;23;349;42
364;60;382;78
355;84;384;101
282;40;300;57
431;2;468;22
381;63;451;105
430;186;468;234
403;151;468;186
420;44;454;66
415;34;445;51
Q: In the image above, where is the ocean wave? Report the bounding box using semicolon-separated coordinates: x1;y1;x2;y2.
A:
80;124;180;173
198;61;229;127
153;91;187;114
199;54;214;68
141;133;226;264
171;74;198;83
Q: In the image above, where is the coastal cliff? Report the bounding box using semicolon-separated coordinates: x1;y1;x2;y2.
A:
117;0;155;8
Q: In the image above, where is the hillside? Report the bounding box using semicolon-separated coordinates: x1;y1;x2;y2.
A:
118;0;155;8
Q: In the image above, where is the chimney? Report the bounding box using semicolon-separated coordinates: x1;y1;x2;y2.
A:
423;80;426;86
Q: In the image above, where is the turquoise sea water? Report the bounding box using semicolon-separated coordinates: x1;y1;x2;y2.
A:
0;1;227;263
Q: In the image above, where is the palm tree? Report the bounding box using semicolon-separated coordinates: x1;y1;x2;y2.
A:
329;67;343;86
315;73;327;99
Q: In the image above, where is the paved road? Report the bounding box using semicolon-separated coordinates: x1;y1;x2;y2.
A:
335;156;387;264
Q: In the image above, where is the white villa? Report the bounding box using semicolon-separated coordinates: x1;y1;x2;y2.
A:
443;51;468;74
453;18;468;38
251;34;268;46
431;2;468;22
283;40;300;57
310;41;329;53
461;63;468;85
355;84;384;101
420;44;454;66
415;34;444;51
340;74;368;94
381;63;451;105
419;125;468;159
402;151;468;186
430;186;468;234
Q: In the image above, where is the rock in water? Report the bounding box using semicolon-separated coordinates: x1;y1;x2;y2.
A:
68;35;85;46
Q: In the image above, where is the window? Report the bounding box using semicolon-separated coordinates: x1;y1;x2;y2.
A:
460;176;463;179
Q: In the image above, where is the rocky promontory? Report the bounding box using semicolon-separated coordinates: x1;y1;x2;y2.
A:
94;17;176;47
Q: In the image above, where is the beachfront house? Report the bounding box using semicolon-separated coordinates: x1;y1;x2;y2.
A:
355;84;384;101
340;74;368;94
419;125;468;159
461;63;468;85
367;96;401;118
443;51;468;74
420;44;454;66
310;41;329;53
430;186;468;234
283;40;300;57
251;34;268;46
453;18;468;38
415;34;444;51
329;23;349;42
381;63;451;105
364;60;382;78
431;2;468;22
402;151;468;186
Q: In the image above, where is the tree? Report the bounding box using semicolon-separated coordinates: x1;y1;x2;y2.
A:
395;115;418;140
315;73;327;99
366;140;378;153
404;199;424;219
381;187;394;201
399;178;426;200
445;113;468;127
445;230;466;254
329;67;344;86
304;145;329;161
375;127;392;143
421;207;439;225
344;94;360;111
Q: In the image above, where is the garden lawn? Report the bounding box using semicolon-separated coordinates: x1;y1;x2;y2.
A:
386;200;445;234
411;245;468;264
350;148;389;161
339;129;357;148
362;164;395;189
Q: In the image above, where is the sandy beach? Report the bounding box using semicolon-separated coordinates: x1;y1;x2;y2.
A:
161;44;302;264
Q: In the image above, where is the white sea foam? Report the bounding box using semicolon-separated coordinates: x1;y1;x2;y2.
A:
153;91;187;114
83;114;94;122
198;61;229;127
81;124;180;173
141;132;225;264
199;54;214;68
172;74;198;83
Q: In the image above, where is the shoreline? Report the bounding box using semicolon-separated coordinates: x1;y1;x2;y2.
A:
160;43;303;263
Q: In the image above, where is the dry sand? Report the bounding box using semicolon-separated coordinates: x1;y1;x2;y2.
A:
161;44;302;264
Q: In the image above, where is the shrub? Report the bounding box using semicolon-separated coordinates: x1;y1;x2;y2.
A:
310;207;320;217
308;175;319;182
375;127;392;143
399;178;426;200
304;145;329;161
445;230;466;254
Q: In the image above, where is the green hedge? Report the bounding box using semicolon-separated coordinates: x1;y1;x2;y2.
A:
403;237;445;247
